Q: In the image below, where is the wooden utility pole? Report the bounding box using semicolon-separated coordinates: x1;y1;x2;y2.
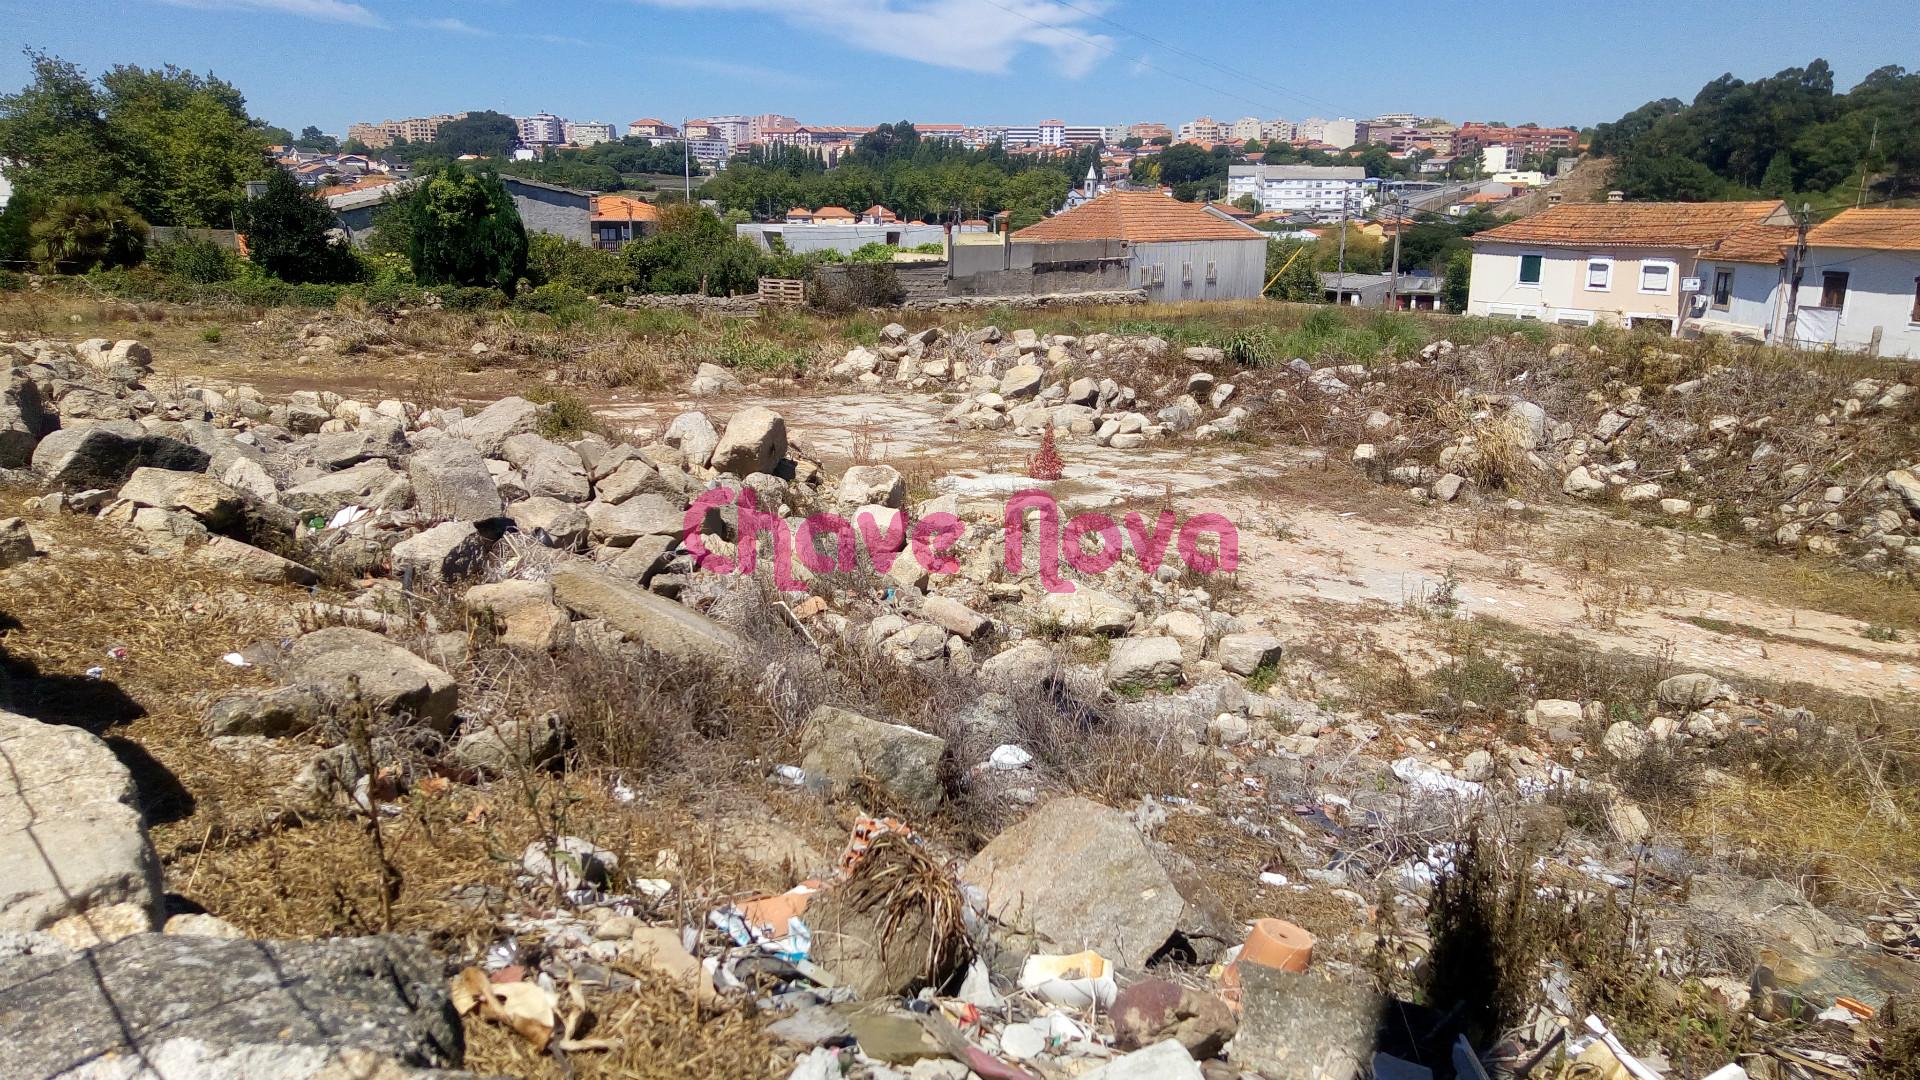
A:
1387;194;1404;311
1782;202;1811;345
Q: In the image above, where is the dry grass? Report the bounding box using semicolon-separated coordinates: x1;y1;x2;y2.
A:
1677;778;1920;906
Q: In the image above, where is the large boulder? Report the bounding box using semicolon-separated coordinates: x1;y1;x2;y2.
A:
286;626;458;731
710;406;786;477
550;563;743;663
960;796;1232;968
1214;633;1283;676
310;419;408;470
836;465;906;509
799;705;947;813
978;641;1054;690
584;494;687;546
1105;636;1184;691
451;396;541;456
32;422;208;489
0;933;463;1078
117;466;246;530
0;373;56;468
1038;587;1138;635
282;460;412;517
0;709;163;932
450;713;564;777
503;433;591;503
507;497;590;550
195;536;318;585
663;411;720;469
390;520;487;584
1656;672;1732;710
1229;964;1384;1080
464;580;571;652
407;439;503;521
0;517;36;570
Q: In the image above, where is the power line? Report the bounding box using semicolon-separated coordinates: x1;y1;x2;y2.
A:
972;0;1321;122
1039;0;1348;115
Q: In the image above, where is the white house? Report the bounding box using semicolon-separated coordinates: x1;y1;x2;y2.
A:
1786;209;1920;358
1467;201;1792;333
1013;191;1270;302
1225;165;1367;221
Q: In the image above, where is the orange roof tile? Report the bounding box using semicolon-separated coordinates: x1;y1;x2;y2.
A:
1474;201;1787;249
1806;208;1920;252
1703;221;1794;264
862;204;896;218
1013;191;1265;243
629;118;670;127
786;207;813;217
591;193;660;222
812;206;855;219
314;174;398;199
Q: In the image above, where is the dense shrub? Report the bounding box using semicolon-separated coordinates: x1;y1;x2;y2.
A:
526;233;634;296
146;236;239;283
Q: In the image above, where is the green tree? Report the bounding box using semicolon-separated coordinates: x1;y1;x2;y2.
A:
99;63;269;227
1120;135;1143;149
623;203;764;295
30;194;147;273
400;162;528;294
241;166;358;283
1442;249;1471;313
0;50;121;204
1264;239;1320;301
1232;193;1261;213
428;110;520;158
295;125;339;152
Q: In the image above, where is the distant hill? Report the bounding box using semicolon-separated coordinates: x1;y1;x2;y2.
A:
1591;60;1918;208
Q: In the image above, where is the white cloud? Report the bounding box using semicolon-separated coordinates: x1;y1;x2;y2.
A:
632;0;1115;77
155;0;387;28
411;16;494;35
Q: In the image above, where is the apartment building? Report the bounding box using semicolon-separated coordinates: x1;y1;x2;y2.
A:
626;118;678;139
1127;122;1172;142
346;113;469;149
565;121;614;147
515;112;565;144
1228;117;1265;142
694;115;752;150
1317;118;1365;149
1225;164;1368;220
1454;123;1578;156
1261;119;1297;143
746;114;800;143
1177;116;1228;143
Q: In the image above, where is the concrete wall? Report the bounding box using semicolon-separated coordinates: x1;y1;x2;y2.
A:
1129;238;1267;302
1469;243;1693;328
737;222;948;255
502;179;591;245
947;239;1131;297
1793;248;1920;358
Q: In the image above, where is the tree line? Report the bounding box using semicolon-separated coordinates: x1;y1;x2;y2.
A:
1593;59;1919;205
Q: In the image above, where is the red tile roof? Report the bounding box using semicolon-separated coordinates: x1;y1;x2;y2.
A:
812;206;855;220
1806;208;1920;252
1703;221;1795;264
591;193;659;223
1473;201;1787;249
1013;191;1265;243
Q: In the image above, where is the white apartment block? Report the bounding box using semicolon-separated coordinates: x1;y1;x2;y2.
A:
697;115;752;150
1177;116;1228;143
565;121;614;146
1262;119;1297;143
1319;118;1359;149
1226;164;1368;220
1373;112;1420;126
514;112;565;144
1228;117;1265;142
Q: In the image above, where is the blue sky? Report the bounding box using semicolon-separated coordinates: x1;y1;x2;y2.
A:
4;0;1915;135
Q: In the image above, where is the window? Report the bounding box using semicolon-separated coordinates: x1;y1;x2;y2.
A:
1711;268;1734;309
1205;260;1218;283
1821;270;1849;309
1913;277;1920;323
1518;253;1543;286
1584;257;1612;291
1639;260;1675;294
1555;310;1595;327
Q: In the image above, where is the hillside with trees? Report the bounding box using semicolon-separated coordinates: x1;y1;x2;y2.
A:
1592;60;1919;207
703;122;1092;227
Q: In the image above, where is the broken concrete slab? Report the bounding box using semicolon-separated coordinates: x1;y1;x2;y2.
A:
549;563;743;663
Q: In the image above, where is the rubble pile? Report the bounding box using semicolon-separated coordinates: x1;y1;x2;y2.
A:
1;332;1914;1080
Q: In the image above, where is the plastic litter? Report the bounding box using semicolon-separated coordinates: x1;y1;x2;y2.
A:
1390;756;1486;799
1258;871;1290;887
327;504;372;530
771;764;806;785
1018;951;1117;1009
84;666;104;680
988;744;1035;770
106;645;129;661
220;652;251;667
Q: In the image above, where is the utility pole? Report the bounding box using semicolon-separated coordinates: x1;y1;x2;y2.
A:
1856;118;1879;208
1336;187;1350;293
1387;194;1404;311
1782;202;1811;345
683;117;692;204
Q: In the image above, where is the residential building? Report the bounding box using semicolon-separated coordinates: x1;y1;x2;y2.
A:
1372;124;1453;154
1454;123;1578;156
747;114;800;143
1228;117;1265;143
590;193;660;251
860;204;898;224
811;206;856;225
515;112;566;144
1261;119;1297;143
565;121;615;147
1320;271;1444;310
1788;209;1920;357
1466;200;1792;332
1480;145;1514;174
1177;116;1228;143
684;138;729;166
347;113;469;149
1226;165;1368;221
1127;122;1172;142
1294;118;1329;143
1319;118;1364;150
1012;190;1269;301
737;220;947;255
1372;112;1421;127
696;115;752;150
1687;217;1797;341
627;118;678;139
